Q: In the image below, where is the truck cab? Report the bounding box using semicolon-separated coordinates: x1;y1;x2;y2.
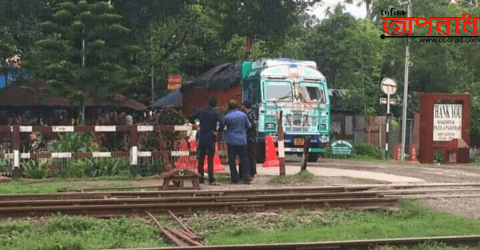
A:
241;58;331;162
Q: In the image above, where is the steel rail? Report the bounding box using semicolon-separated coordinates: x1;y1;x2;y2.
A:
4;182;480;201
0;197;398;218
107;235;480;250
0;191;383;207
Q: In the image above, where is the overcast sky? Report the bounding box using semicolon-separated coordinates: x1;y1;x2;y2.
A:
309;0;367;20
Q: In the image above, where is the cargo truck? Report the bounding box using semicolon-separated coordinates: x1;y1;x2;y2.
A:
182;58;331;162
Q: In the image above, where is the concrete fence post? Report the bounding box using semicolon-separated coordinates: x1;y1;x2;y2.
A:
130;125;139;177
12;125;20;179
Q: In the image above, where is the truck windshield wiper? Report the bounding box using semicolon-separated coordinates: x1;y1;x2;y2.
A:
277;91;292;100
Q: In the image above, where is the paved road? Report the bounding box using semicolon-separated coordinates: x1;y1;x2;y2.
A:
280;156;480;183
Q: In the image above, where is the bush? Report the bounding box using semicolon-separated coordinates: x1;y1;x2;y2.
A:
352;142;384;160
0;159;11;173
433;150;444;164
65;159;87;178
85;158;129;177
21;159;48;179
49;132;99;153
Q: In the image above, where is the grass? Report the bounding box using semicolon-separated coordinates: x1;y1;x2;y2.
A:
0;216;167;250
267;170;315;184
187;200;480;248
0;176;159;194
0;201;478;249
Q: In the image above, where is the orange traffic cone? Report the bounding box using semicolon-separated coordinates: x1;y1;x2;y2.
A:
409;144;419;164
263;135;279;168
204;143;226;172
393;143;401;161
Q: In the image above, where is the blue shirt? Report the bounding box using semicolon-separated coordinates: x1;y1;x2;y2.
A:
189;107;224;146
224;109;250;146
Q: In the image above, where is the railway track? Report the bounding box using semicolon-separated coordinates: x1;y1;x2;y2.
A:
107;235;480;250
1;183;480;218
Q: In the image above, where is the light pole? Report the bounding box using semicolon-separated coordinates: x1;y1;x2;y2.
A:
400;0;411;161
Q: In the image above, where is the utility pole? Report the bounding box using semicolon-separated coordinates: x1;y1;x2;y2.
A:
400;0;411;161
151;66;155;104
82;29;85;67
81;29;86;123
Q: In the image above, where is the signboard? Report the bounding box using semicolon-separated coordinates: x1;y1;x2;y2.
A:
433;104;462;141
381;77;397;95
167;75;182;90
380;98;396;105
331;140;353;155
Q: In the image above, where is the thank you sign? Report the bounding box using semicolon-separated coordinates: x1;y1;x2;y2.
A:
433;104;462;141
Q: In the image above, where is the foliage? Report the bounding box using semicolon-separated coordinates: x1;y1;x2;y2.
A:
138;158;164;176
21;159;48;179
0;159;10;173
433;151;445;164
49;132;98;153
0;216;166;249
26;0;141;118
352;142;385;160
84;158;128;177
138;107;186;151
200;0;320;41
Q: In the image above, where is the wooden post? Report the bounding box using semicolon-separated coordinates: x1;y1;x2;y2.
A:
12;125;20;179
130;125;139;177
277;111;285;176
301;135;311;172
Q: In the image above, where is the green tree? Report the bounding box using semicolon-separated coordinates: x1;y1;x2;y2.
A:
305;4;357;88
306;5;387;116
26;0;140;121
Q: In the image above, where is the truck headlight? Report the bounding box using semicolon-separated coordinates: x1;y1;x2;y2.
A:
265;123;276;129
320;134;328;143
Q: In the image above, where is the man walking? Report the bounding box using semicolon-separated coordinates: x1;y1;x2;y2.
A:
224;99;251;184
242;100;258;180
189;96;224;185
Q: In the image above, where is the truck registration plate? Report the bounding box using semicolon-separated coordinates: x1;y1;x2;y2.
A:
294;138;304;146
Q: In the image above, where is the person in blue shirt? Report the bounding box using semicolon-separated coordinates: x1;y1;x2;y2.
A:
223;99;251;184
189;96;224;185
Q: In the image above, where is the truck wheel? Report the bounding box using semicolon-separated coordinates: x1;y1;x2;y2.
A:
307;153;320;162
256;142;265;163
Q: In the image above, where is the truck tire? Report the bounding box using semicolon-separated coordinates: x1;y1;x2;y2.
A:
256;142;265;163
307;153;320;162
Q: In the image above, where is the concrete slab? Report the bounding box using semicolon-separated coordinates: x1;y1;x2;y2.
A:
254;164;426;183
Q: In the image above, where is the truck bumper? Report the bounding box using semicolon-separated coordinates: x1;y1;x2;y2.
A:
258;132;329;153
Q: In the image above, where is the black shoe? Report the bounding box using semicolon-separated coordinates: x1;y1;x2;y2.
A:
199;178;205;184
230;181;239;184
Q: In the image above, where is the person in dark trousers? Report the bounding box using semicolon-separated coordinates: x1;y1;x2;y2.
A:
223;99;251;184
189;96;224;185
242;100;258;180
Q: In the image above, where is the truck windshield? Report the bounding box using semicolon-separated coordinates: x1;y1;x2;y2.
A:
299;85;327;104
265;83;293;102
